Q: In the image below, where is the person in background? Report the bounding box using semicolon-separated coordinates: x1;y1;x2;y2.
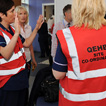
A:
51;4;72;60
47;9;54;35
52;0;106;106
15;6;37;78
38;19;49;58
0;0;43;106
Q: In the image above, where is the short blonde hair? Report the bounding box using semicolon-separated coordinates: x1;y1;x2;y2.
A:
15;6;29;24
72;0;106;30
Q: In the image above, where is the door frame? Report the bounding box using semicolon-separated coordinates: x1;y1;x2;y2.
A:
42;3;54;20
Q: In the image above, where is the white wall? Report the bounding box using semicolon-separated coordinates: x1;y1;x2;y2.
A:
55;0;106;24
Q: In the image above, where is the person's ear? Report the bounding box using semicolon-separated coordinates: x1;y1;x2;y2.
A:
64;12;67;17
0;13;4;18
0;13;2;17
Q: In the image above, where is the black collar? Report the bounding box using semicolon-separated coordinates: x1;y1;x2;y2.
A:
0;23;14;35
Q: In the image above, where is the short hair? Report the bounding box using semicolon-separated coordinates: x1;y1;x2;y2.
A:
63;4;72;16
0;0;14;22
15;6;29;24
72;0;106;30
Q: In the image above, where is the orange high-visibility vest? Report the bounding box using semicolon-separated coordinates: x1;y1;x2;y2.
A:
56;25;106;106
0;26;26;88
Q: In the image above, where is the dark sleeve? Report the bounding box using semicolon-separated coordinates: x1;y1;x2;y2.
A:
19;34;25;44
52;43;67;72
38;22;48;34
0;35;6;47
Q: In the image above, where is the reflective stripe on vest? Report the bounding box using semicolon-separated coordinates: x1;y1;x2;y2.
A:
57;27;106;103
0;29;26;76
0;64;26;75
59;83;106;101
62;28;106;80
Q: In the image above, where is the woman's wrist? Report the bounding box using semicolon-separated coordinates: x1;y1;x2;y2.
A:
14;33;19;37
35;25;39;32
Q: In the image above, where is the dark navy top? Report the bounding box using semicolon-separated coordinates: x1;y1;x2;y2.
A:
52;43;68;72
0;23;28;90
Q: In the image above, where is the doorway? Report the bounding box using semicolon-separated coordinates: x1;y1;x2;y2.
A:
42;3;54;22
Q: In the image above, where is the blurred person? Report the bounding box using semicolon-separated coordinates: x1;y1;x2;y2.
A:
0;0;43;106
47;9;54;35
38;19;49;58
15;6;37;78
51;4;72;60
52;0;106;106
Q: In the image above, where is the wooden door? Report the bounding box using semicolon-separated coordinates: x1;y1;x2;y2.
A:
13;0;21;6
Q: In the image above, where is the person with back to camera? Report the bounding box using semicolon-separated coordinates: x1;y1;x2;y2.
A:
15;6;37;78
52;0;106;106
51;4;73;60
0;0;43;106
38;19;49;58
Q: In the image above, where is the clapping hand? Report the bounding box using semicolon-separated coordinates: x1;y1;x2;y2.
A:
14;13;20;35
